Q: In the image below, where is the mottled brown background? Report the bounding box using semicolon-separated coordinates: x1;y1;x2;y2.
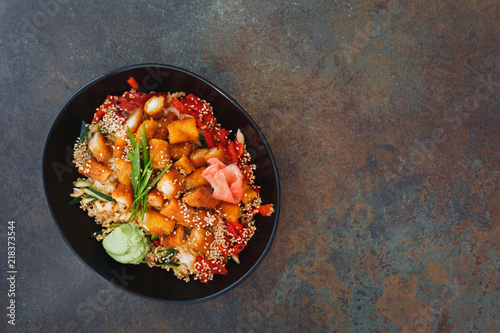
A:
0;0;499;332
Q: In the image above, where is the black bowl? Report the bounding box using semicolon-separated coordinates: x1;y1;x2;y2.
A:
42;64;280;303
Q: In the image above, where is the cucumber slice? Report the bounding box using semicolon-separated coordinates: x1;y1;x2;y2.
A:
68;196;83;205
81;196;96;204
73;180;93;187
230;253;240;264
83;187;114;201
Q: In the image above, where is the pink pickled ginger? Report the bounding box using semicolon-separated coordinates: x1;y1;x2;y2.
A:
202;158;243;204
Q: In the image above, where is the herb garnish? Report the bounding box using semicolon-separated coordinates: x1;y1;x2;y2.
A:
156;249;179;266
77;121;91;147
68;196;83;205
126;127;171;221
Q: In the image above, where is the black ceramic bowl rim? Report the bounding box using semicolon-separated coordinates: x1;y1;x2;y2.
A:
42;63;280;303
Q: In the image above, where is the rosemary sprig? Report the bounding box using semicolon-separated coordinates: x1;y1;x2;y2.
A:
126;127;171;221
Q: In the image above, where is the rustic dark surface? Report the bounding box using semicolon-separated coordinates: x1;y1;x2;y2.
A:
1;0;499;332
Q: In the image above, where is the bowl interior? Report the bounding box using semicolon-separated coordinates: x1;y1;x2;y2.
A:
43;64;280;302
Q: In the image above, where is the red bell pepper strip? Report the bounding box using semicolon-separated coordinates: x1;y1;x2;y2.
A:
235;140;244;157
259;204;274;216
181;95;204;112
196;119;208;130
170;97;190;114
114;111;126;120
127;77;139;90
92;95;117;122
207;260;227;275
195;256;227;276
194;256;210;283
203;131;216;148
218;142;227;153
226;223;239;238
195;255;204;268
227;220;244;233
242;165;253;182
102;95;117;107
152;238;161;247
233;243;246;256
188;94;214;126
185;93;198;101
215;128;230;146
227;220;250;243
216;244;231;255
226;141;239;164
117;96;136;111
93;108;106;123
202;112;215;126
125;91;149;108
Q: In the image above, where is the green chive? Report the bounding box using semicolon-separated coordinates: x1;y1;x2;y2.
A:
68;196;83;205
79;121;87;139
141;126;149;167
150;163;172;188
125;128;172;222
77;121;90;147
